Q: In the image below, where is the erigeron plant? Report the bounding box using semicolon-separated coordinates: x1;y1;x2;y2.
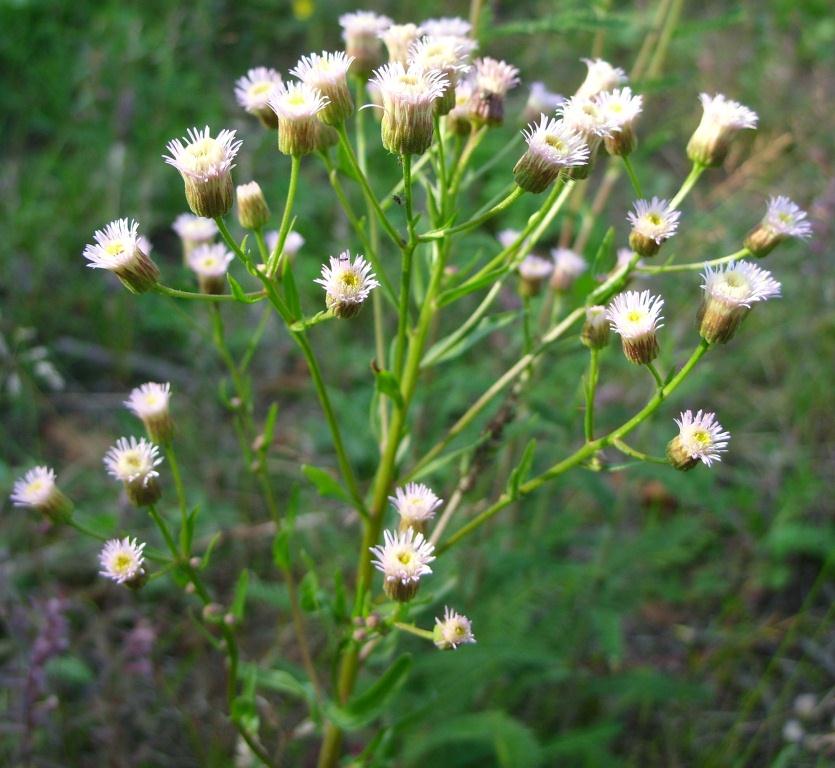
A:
11;9;813;768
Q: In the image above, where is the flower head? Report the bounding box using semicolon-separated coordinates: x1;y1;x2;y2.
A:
513;115;590;193
518;254;553;296
235;67;283;127
380;23;424;65
687;93;758;167
523;81;565;123
315;251;380;318
745;196;812;257
370;528;435;601
605;289;664;364
268;82;330;156
370;62;448;155
558;95;617;177
471;57;520;125
581;305;610;350
421;17;473;39
11;466;73;523
550;247;587;292
627;197;681;257
575;57;627;100
433;607;476;650
83;218;160;294
667;409;731;470
187;243;235;295
236;181;270;231
596;87;643;156
164;126;241;217
125;382;173;443
447;80;476;134
497;229;521;249
104;436;163;507
340;11;392;75
172;214;217;259
291;51;355;125
266;230;305;260
99;537;146;587
698;260;781;343
408;35;475;114
390;482;443;532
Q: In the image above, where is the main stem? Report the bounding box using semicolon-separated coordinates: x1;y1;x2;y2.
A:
267;154;301;276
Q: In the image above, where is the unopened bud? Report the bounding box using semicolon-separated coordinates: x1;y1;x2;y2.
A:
581;306;610;349
236;182;270;231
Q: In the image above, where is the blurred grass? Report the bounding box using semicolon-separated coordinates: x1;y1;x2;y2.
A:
1;0;834;765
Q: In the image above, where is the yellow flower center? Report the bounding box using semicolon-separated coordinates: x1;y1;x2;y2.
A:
338;271;360;289
647;213;662;226
627;310;643;323
287;92;306;106
692;429;711;446
27;479;44;494
545;135;566;151
105;241;126;256
397;551;413;565
249;82;273;96
184;138;224;174
113;553;134;574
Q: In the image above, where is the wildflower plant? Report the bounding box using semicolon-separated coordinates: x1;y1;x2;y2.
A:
13;8;814;767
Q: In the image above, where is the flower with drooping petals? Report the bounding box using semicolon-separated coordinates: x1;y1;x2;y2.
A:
471;57;520;126
99;537;146;588
575;57;627;100
291;51;355;125
687;93;758;167
745;196;812;257
187;243;235;295
409;35;475;114
605;289;664;364
390;482;443;533
698;260;781;344
125;382;173;443
513;115;589;193
627;197;681;257
667;410;731;470
164;126;241;218
83;218;160;294
433;607;476;649
103;436;163;507
268;82;330;156
596;87;643;156
380;23;423;65
235;67;283;127
370;528;436;602
340;11;392;76
370;62;448;154
11;466;73;523
315;251;380;318
550;247;587;292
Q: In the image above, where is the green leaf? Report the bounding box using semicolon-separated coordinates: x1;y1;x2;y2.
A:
227;273;261;304
507;439;536;499
200;531;222;571
283;262;302;319
273;526;291;571
439;266;508;306
249;665;312;702
299;569;320;612
422;310;520;367
590;226;615;277
301;464;353;505
231;569;249;621
324;654;412;731
408;438;487;482
374;369;404;408
180;504;200;553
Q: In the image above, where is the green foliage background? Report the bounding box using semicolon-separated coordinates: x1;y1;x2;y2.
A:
1;0;833;765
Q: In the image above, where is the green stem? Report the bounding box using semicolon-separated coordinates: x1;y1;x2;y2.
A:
669;162;706;210
448;126;487;201
164;440;189;555
267;154;301;276
419;185;524;241
393;622;435;641
584;349;600;442
622;155;643;198
154;284;263;303
433;114;448;218
637;248;749;274
253;228;270;265
394;155;416;377
646;361;665;390
611;438;668;464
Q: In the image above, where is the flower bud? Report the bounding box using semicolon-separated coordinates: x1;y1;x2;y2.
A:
686;93;758;167
574;58;626;100
339;11;392;78
605;290;664;365
235;68;283;129
236;181;270;231
268;82;330;157
125;382;174;444
409;35;476;116
11;466;73;524
596;87;643;157
83;219;160;294
380;23;422;65
581;305;610;349
471;57;519;127
517;255;553;297
744;196;812;257
164;127;241;218
390;482;443;535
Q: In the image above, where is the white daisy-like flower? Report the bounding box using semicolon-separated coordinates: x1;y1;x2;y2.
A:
268;82;330;156
698;260;781;344
187;243;235;295
745;195;812;256
291;51;355;125
11;466;72;522
514;115;590;192
687;93;758;167
518;254;553;296
472;57;520;125
125;382;172;443
559;95;617;143
421;17;472;39
627;197;681;257
447;79;476;134
605;289;664;364
104;437;163;486
595;87;643;156
523;81;565;123
390;482;443;532
339;11;392;74
575;57;627;100
265;230;305;259
314;251;380;318
99;537;146;586
433;606;476;650
370;528;436;601
164;126;241;218
380;23;424;65
83;218;160;294
370;62;448;155
669;410;731;468
408;35;475;114
550;247;587;292
234;67;283;126
497;229;521;249
172;214;217;251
